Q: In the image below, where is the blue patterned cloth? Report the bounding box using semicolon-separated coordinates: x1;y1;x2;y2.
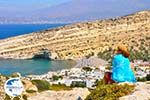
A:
112;54;136;83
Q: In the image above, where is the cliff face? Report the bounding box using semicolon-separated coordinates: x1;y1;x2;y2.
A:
0;11;150;60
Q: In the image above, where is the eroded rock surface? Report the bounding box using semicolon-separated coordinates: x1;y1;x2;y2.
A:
28;88;90;100
120;82;150;100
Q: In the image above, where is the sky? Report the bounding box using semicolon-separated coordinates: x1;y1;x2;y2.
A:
0;0;71;11
0;0;150;21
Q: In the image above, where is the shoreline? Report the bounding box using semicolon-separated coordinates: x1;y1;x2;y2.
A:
0;56;108;77
0;58;77;76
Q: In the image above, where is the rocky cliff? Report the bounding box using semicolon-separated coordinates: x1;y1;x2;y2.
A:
0;10;150;60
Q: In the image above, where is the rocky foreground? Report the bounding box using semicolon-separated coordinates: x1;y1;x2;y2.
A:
28;88;90;100
0;74;150;100
0;10;149;60
120;82;150;100
27;82;150;100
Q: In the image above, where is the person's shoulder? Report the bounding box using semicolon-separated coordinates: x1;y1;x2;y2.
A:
114;54;122;59
125;56;130;62
113;54;126;62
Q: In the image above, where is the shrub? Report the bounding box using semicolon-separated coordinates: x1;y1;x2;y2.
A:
31;80;50;92
85;80;135;100
49;84;72;91
146;74;150;81
97;50;114;63
22;95;28;100
82;67;92;72
129;49;150;62
137;77;147;82
13;97;21;100
137;74;150;82
26;89;37;93
52;75;63;81
71;81;86;88
4;94;11;100
85;52;94;59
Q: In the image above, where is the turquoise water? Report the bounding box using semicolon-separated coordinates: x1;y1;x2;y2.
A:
0;24;75;76
0;24;66;39
0;59;76;76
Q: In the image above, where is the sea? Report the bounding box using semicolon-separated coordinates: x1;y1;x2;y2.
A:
0;24;66;39
0;24;76;76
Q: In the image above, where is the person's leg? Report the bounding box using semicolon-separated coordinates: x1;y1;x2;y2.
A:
104;72;115;84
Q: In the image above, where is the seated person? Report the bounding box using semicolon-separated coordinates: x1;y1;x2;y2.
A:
104;45;136;84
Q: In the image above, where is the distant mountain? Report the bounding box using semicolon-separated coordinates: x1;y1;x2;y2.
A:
33;0;150;22
0;0;150;23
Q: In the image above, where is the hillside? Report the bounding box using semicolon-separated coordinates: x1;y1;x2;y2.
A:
0;10;150;61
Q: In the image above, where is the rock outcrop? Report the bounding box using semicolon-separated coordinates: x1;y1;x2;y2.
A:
120;82;150;100
22;79;38;96
28;82;150;100
0;10;150;60
28;88;90;100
